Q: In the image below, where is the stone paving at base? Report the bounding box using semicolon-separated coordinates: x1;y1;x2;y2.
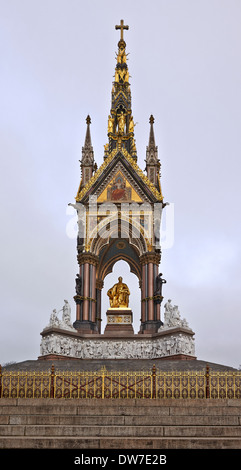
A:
2;358;237;372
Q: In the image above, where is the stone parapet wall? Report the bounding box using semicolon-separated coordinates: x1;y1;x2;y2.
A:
39;327;195;360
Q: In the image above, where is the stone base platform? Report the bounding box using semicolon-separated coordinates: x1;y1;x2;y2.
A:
39;325;196;361
103;324;134;336
3;359;237;372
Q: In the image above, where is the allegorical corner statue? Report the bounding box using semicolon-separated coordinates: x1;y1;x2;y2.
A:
107;276;130;308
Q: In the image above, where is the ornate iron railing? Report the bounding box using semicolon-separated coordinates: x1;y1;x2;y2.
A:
0;365;241;399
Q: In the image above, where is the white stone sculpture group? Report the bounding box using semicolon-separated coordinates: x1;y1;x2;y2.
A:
160;299;190;330
45;300;75;331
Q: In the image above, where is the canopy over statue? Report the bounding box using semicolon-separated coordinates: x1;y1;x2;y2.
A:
39;20;196;362
107;276;130;308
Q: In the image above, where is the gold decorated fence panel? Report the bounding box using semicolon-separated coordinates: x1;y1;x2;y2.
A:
53;369;153;399
209;371;241;399
1;365;241;399
156;371;206;399
0;370;51;399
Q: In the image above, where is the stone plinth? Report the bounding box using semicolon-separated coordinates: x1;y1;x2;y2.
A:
39;325;196;361
104;308;134;336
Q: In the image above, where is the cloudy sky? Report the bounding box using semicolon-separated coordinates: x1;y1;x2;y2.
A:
1;0;241;368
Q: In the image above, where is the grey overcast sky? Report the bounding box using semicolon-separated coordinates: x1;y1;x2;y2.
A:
1;0;241;368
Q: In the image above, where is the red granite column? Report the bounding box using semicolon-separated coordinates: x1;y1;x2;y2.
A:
91;263;96;323
75;267;82;321
74;253;99;334
96;280;103;334
156;302;160;322
141;264;146;323
83;262;90;321
76;302;81;321
139;252;161;334
148;262;154;321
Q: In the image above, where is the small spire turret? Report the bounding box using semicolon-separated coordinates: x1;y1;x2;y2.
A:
80;115;96;186
145;115;161;187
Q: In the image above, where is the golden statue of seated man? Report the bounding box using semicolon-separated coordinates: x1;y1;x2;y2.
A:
107;276;130;308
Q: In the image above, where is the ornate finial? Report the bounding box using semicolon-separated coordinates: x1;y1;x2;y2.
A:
149;115;155;124
115;19;129;41
86;115;91;125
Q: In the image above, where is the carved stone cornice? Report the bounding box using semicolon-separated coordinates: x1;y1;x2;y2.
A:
77;253;99;266
96;279;104;290
139;252;161;266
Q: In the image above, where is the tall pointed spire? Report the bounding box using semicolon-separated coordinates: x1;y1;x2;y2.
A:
105;20;137;160
80;115;96;186
148;115;156;147
84;115;92;148
145;115;160;187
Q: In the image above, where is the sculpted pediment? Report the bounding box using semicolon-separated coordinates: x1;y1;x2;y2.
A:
97;168;143;203
76;149;163;204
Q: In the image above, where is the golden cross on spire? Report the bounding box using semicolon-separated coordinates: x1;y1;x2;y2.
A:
115;19;129;41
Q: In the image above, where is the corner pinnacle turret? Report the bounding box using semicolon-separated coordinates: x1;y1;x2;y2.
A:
106;20;137;159
80;115;96;187
145;115;161;189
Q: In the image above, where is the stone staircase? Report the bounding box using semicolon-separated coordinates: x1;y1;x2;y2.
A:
1;398;241;449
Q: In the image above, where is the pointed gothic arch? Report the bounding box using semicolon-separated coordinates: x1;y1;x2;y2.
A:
97;238;142;283
101;257;141;334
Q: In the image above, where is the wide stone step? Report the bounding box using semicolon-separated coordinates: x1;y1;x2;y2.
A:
1;402;241;416
1;435;241;449
2;398;241;408
0;404;170;416
125;415;240;426
1;414;240;426
1;398;241;449
1;424;241;438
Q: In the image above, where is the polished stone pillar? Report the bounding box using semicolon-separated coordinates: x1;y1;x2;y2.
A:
148;262;154;321
91;263;96;323
141;264;146;324
96;279;103;334
139;252;162;334
73;252;99;334
82;262;90;321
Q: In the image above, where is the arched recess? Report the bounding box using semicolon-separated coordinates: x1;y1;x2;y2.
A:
97;238;142;283
76;217;156;335
101;259;141;334
92;218;145;333
90;217;148;283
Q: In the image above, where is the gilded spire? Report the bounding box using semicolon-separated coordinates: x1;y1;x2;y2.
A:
75;22;163;204
106;20;137;159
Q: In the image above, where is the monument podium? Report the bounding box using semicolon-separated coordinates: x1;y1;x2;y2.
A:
39;295;195;360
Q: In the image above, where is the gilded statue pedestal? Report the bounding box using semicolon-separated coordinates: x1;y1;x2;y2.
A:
104;308;134;336
104;276;134;336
